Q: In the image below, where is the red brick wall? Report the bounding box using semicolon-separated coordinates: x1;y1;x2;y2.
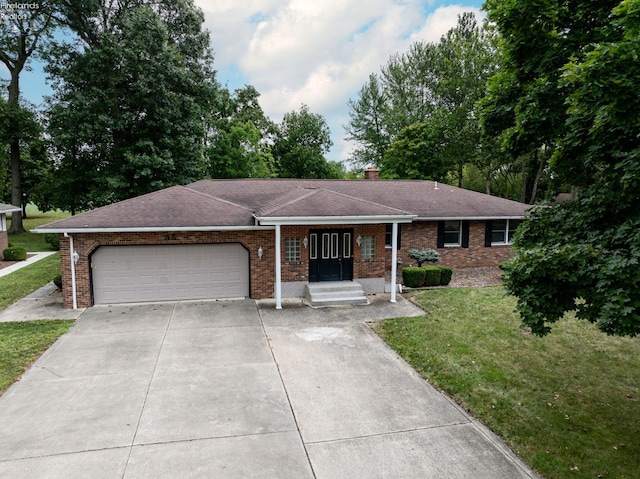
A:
59;225;388;309
59;221;508;308
386;221;514;270
279;224;386;281
59;230;275;309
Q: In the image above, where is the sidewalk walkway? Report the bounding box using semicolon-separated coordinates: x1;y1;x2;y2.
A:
0;282;84;322
0;251;57;278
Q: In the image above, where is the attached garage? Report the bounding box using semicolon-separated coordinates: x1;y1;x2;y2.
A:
91;243;250;304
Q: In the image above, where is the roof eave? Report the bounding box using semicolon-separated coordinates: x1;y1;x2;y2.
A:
414;215;527;221
32;225;275;234
0;207;22;214
255;214;417;226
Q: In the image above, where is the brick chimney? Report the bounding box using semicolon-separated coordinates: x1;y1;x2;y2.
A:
364;167;379;180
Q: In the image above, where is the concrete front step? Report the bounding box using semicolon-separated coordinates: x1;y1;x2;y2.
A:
306;281;368;307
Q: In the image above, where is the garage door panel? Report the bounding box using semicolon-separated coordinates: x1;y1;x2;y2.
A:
92;244;249;304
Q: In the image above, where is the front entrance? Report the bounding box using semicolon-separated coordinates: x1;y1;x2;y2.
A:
309;229;353;282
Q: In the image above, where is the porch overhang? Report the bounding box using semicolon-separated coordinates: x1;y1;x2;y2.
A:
254;214;417;226
256;214;414;310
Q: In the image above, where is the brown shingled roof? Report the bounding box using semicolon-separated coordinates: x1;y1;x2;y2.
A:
256;187;412;218
188;179;528;219
36;179;528;232
38;185;254;231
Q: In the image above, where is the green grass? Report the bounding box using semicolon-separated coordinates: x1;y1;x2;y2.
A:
0;320;74;394
7;205;70;251
375;287;640;479
0;253;61;311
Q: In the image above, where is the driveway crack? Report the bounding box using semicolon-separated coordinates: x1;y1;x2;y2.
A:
120;302;175;478
256;303;317;479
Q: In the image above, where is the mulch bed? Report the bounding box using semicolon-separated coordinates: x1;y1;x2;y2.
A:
449;267;504;288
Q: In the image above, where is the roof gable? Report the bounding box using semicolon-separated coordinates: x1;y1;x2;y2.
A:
256;187;412;219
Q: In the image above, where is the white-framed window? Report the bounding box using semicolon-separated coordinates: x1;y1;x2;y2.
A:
444;220;462;246
360;235;375;259
491;219;522;245
310;233;318;259
331;233;339;258
285;238;301;262
343;232;352;258
322;233;331;259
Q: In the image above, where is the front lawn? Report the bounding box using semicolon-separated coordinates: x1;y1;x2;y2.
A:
0;320;74;395
7;205;70;251
0;253;61;311
0;248;72;396
375;287;640;479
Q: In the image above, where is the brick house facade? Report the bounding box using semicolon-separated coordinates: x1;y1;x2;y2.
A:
58;224;391;309
39;178;528;309
390;221;514;270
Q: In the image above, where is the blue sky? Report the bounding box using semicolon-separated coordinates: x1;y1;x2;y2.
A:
3;0;485;165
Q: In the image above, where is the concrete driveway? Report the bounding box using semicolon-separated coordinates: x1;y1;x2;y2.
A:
0;296;539;478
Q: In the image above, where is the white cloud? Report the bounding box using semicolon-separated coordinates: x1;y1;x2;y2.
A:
195;0;484;164
195;0;281;67
411;4;485;43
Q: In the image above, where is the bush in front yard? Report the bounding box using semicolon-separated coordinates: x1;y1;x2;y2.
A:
402;267;426;288
408;248;440;267
439;266;453;286
44;233;60;251
53;274;62;289
2;246;27;261
423;266;442;286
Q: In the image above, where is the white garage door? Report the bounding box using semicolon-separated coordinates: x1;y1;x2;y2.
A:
91;244;250;304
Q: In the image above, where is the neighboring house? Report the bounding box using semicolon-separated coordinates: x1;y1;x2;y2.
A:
0;203;22;259
36;171;528;309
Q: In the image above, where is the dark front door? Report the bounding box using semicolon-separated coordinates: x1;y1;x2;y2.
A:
309;229;353;282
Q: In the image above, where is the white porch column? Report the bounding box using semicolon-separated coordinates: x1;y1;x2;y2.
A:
275;223;282;309
390;222;398;303
65;233;78;310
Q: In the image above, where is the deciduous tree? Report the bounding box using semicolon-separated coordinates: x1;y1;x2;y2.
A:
346;13;498;188
273;104;342;179
206;86;275;178
45;0;217;210
0;1;56;231
501;0;640;336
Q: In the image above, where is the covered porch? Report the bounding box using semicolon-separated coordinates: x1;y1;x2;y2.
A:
251;187;415;309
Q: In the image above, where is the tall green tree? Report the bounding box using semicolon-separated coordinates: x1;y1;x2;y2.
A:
436;13;499;187
273;104;341;179
381;119;449;181
500;0;640;336
0;1;56;232
481;0;619;203
345;74;390;168
346;13;498;187
45;0;217;211
206;86;275;178
0;101;51;215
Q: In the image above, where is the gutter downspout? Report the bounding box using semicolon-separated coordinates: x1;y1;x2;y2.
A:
390;222;398;303
275;224;282;309
64;232;78;310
